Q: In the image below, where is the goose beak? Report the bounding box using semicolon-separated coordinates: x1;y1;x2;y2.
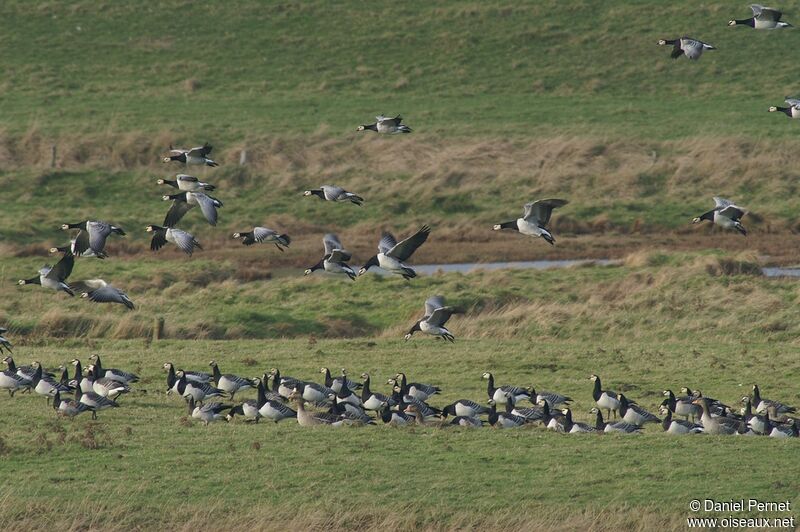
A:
492;224;502;231
403;334;412;341
17;280;25;285
304;269;312;276
357;268;367;276
691;217;701;224
162;157;171;163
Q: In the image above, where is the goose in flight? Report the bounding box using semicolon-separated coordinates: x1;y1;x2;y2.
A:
729;5;792;29
357;115;412;134
146;225;203;256
305;234;356;280
163;143;218;166
769;97;800;118
163;191;223;227
404;295;462;342
692;197;747;236
657;37;716;60
358;225;430;279
60;220;125;257
18;250;75;296
303;185;363;206
157;174;215;192
493;199;567;245
71;279;135;310
232;227;291;251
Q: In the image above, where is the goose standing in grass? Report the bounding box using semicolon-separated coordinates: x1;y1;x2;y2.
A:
163;191;223;227
590;407;641;434
752;384;795;414
289;388;344;427
487;401;527;428
2;356;40;383
258;393;298;423
270;368;303;400
17;250;75;296
29;362;72;402
692;197;748;236
618;393;661;425
232;227;291;251
89;354;138;383
320;367;361;394
70;359;93;393
692;397;745;435
662;389;701;422
176;370;224;404
74;384;119;420
658;405;703;434
70;279;135;310
163;362;212;394
0;358;29;396
60;221;125;257
163;143;218;167
741;396;770;434
657;37;716;60
360;373;393;412
589;374;620;420
768;97;800;118
208;361;252;400
293;381;336;406
357;114;412;134
493;199;567;246
305;234;356;280
52;389;92;418
442;399;490;418
146;225;202;256
769;419;799;438
530;385;572;409
729;5;792;29
157;174;215;192
403;295;461;342
561;408;601;434
482;372;531;405
86;366;130;400
358;225;431;279
187;397;230;425
303;185;364;206
393;372;441;402
400;393;441;420
380;403;414;425
0;328;12;354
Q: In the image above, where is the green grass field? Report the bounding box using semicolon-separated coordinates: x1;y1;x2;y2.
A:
4;1;800;530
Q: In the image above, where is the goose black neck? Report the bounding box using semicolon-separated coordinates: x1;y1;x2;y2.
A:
594;409;605;430
361;375;371;401
734;18;755;27
322;368;333;387
486;374;495;397
257;380;267;408
211;363;222;381
72;361;82;381
309;189;325;199
592;378;602;401
661;409;672;431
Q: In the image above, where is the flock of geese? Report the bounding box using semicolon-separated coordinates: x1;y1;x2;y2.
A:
1;345;797;437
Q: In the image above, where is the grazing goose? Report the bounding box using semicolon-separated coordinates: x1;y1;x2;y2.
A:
52;389;92;418
60;221;125;257
487;402;527;428
86;366;130;400
357;114;412;134
70;279;135;310
768;98;800;118
89;354;138;383
590;407;641;434
657;37;716;60
589;374;620;419
530;386;572;409
163;363;212;394
360;373;392;412
208;361;252;400
176;370;224;403
305;234;356;280
493;199;568;246
146;225;202;256
74;384;119;419
482;372;531;405
442;399;490;418
17;250;75;296
232;227;291;251
380;403;414;426
393;372;441;402
50;239;106;259
358;225;431;280
618;394;661;425
752;384;795;414
692;197;747;236
320;367;361;394
157;174;215;192
404;295;462;342
729;5;792;28
769;419;799;438
0;359;29;396
662;389;700;421
163;143;218;167
187;397;230;425
659;405;703;435
561;408;601;434
289;388;344;427
303;185;364;206
163;191;223;227
692;398;745;435
0;328;11;354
